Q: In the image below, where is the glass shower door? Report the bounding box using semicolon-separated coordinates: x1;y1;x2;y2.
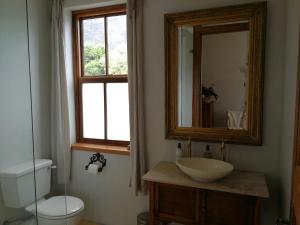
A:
0;1;38;225
27;0;69;224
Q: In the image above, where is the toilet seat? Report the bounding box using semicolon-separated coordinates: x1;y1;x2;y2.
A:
26;196;84;220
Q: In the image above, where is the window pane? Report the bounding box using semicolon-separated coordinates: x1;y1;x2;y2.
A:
82;18;106;76
82;83;105;139
107;83;130;141
107;15;128;75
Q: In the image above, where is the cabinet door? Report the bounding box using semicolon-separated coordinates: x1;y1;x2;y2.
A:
205;191;254;225
155;183;204;224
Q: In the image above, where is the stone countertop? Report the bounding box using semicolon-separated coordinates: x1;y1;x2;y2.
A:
143;161;270;198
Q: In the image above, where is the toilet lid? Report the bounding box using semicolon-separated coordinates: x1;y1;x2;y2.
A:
36;196;84;219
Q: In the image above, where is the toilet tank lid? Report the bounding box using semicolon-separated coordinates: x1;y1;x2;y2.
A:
0;159;52;178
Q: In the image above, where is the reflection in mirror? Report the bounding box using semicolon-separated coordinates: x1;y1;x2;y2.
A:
178;23;250;130
178;26;194;127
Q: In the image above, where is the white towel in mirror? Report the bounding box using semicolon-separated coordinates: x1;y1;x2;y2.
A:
227;110;244;130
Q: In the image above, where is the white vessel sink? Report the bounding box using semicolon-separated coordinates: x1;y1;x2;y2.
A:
176;157;234;182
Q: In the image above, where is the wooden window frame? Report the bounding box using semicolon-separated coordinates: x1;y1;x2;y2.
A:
72;4;130;149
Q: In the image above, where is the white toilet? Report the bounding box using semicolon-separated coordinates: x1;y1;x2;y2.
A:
0;159;84;225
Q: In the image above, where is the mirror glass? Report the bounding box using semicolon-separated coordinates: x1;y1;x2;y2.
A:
178;23;250;130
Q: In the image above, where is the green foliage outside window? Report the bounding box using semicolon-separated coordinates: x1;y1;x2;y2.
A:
84;45;105;75
84;44;128;76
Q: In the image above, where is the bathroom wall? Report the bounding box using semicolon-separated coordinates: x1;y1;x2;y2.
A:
0;0;51;224
280;0;300;219
64;2;148;225
144;1;285;224
0;1;33;223
28;0;51;160
67;0;288;225
65;0;117;10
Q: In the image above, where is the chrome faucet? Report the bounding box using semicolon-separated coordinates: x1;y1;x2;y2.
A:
220;139;226;161
186;137;192;158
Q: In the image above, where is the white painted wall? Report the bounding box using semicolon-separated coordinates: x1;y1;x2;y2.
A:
65;0;122;10
28;0;51;160
64;1;148;225
0;1;33;223
1;0;297;224
280;0;300;219
66;0;288;225
0;0;51;224
69;152;148;225
144;1;285;224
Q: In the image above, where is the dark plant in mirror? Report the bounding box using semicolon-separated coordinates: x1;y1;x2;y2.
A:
202;85;218;103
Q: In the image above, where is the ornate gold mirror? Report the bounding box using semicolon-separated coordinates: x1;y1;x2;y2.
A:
165;2;266;145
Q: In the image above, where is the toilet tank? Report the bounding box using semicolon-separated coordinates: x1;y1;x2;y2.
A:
0;159;52;208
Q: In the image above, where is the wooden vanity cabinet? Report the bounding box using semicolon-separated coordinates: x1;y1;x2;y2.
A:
205;191;257;225
152;183;204;224
149;182;261;225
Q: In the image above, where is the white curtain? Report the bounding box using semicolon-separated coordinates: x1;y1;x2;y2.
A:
50;0;71;184
127;0;147;195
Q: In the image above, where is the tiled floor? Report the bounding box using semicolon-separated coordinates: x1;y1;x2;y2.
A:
21;219;101;225
79;219;183;225
79;220;101;225
20;218;36;225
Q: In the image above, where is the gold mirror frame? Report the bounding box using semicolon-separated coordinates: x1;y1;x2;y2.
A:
165;2;266;145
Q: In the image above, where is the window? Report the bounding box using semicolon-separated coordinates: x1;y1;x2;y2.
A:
72;5;130;148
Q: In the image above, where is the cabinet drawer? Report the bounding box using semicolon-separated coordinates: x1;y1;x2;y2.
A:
205;191;253;225
155;183;203;224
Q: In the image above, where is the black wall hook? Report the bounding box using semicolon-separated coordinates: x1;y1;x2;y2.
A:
85;153;107;172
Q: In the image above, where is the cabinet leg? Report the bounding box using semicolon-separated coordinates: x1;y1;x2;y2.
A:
149;183;155;225
254;198;262;225
149;216;155;225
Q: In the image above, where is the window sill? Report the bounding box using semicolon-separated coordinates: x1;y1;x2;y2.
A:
71;143;130;156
